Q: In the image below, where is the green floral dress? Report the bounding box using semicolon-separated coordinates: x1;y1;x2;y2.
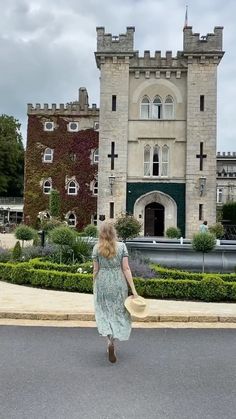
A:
92;242;132;341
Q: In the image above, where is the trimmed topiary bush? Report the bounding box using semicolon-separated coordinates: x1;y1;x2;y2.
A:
165;227;182;239
12;241;22;261
192;233;216;273
199;276;227;302
15;225;37;248
82;224;98;237
115;214;141;241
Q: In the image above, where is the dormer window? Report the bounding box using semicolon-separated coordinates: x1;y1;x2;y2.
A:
68;122;79;132
44;121;54;131
43;148;54;163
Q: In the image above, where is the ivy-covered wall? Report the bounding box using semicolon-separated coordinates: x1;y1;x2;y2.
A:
24;115;98;230
126;182;186;236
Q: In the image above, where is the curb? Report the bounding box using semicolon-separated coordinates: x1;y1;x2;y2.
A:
0;312;236;323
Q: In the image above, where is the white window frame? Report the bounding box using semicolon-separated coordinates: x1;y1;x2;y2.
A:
67;212;76;227
140;96;151;119
44;121;54;131
93;148;99;163
68;122;79;132
93;180;98;195
91;214;97;226
43;180;52;194
152;96;162;119
67;180;78;195
217;187;223;204
143;144;169;177
164;95;174;119
43;148;54;163
94;122;99;130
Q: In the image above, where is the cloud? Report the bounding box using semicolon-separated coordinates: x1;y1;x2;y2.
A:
0;0;235;151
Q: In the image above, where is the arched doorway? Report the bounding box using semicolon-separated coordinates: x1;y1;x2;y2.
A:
145;202;164;236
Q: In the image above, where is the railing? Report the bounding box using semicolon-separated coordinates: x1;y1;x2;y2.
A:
0;197;23;205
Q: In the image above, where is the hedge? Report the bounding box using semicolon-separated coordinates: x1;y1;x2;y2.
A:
0;262;235;302
151;264;236;282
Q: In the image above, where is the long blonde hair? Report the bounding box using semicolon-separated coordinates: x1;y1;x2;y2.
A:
98;222;117;259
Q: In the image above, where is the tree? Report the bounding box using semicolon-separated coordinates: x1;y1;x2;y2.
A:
0;114;24;196
192;232;216;273
165;227;182;239
49;226;76;263
115;214;141;241
15;225;36;248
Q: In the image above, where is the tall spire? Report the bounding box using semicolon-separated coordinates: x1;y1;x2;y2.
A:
184;5;188;29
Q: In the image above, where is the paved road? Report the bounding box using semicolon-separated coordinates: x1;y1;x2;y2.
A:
0;327;235;419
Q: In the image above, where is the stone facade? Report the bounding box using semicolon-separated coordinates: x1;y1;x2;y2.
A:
95;26;224;237
216;152;236;205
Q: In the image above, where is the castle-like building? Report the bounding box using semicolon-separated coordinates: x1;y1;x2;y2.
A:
24;25;228;237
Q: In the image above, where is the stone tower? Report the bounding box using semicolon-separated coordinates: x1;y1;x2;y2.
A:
95;27;135;222
184;27;224;236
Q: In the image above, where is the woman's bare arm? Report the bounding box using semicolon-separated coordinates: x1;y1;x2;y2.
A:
93;260;99;280
122;256;138;296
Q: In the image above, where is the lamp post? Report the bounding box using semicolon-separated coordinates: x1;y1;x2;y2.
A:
108;174;116;195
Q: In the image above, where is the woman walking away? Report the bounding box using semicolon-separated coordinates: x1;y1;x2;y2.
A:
92;221;138;363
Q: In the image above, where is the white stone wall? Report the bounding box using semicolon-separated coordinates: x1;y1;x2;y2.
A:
186;61;218;237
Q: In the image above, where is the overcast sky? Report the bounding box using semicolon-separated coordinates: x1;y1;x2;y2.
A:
0;0;235;151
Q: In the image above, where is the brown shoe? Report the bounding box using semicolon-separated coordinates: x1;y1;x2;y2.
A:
108;342;117;363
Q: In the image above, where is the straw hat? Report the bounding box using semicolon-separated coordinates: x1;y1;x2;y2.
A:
124;295;149;318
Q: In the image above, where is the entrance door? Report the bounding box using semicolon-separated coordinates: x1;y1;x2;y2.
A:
144;202;164;236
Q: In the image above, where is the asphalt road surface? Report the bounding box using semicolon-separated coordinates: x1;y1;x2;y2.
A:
0;327;235;419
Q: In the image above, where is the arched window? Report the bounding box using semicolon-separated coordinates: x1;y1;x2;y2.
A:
93;148;99;163
144;145;151;176
43;180;52;194
153;146;160;176
43;148;53;163
68;213;76;227
152;96;162;119
141;97;151;119
93;180;98;195
161;145;169;176
164;95;174;119
67;180;78;195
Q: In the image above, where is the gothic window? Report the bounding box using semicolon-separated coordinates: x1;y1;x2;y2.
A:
43;148;54;163
144;145;151;176
161;145;169;176
43;180;52;194
93;180;98;195
153;146;160;176
93;148;99;163
67;213;76;227
67;180;78;195
152;96;162;119
217;188;223;203
141;97;151;119
164;95;174;119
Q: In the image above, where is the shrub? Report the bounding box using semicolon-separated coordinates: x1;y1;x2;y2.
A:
82;224;98;237
49;226;76;246
115;214;141;241
192;232;216;273
22;244;57;261
49;189;61;218
72;237;94;263
199;276;227;302
12;241;22;261
15;225;37;248
222;201;236;224
0;247;11;262
165;227;182;239
208;223;224;239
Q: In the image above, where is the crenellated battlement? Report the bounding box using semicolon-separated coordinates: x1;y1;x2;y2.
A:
217;152;236;158
27;88;99;115
96;26;135;53
130;50;187;69
183;26;223;53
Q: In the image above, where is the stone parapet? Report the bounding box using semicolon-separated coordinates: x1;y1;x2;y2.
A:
96;26;135;52
27;102;99;116
183;26;224;53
